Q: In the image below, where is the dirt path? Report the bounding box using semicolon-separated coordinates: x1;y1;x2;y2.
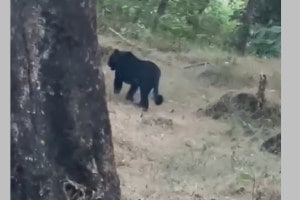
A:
99;35;281;200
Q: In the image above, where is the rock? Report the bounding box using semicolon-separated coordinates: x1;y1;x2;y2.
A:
142;117;173;129
153;117;173;128
261;133;281;155
204;91;281;128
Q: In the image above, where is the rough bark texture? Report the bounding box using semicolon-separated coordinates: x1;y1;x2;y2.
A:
152;0;169;31
11;0;120;199
235;0;256;55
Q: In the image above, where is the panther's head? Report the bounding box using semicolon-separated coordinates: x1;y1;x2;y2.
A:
107;49;120;71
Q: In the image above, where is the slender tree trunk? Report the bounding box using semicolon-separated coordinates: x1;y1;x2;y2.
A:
186;0;210;34
152;0;169;31
235;0;256;55
197;0;210;15
11;0;120;199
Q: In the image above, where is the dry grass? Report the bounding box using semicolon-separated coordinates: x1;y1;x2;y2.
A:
99;34;281;200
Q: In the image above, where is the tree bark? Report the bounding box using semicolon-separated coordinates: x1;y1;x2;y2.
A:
11;0;120;199
185;0;210;34
235;0;256;55
152;0;169;31
197;0;210;15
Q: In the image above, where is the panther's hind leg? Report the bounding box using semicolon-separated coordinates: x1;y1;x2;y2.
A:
126;84;138;102
138;86;152;111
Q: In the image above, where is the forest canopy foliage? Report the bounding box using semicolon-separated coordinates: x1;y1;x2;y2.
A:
97;0;281;58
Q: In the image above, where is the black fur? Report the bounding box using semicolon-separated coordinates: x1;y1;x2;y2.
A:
108;49;164;111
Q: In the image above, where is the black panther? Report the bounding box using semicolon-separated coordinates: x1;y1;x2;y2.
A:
107;49;164;111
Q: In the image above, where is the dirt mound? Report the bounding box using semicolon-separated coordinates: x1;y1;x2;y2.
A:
141;116;173;129
261;133;281;155
204;92;281;128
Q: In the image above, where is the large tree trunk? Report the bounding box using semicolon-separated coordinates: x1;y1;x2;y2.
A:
235;0;256;55
11;0;120;199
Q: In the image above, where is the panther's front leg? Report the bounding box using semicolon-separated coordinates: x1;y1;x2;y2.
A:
114;78;123;94
114;71;123;94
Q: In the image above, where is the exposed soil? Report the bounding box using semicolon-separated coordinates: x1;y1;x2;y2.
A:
99;35;281;200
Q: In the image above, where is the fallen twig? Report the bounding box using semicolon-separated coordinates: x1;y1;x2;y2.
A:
183;62;210;69
108;27;136;47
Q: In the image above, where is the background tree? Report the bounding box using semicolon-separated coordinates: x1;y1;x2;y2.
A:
249;0;281;57
152;0;169;31
11;0;120;199
235;0;256;55
98;0;281;58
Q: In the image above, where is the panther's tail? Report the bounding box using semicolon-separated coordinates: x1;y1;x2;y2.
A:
153;78;164;105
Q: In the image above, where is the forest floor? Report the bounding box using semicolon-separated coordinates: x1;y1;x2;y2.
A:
98;34;281;200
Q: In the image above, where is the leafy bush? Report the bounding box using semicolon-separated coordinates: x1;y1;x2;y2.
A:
248;24;281;57
97;0;281;58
